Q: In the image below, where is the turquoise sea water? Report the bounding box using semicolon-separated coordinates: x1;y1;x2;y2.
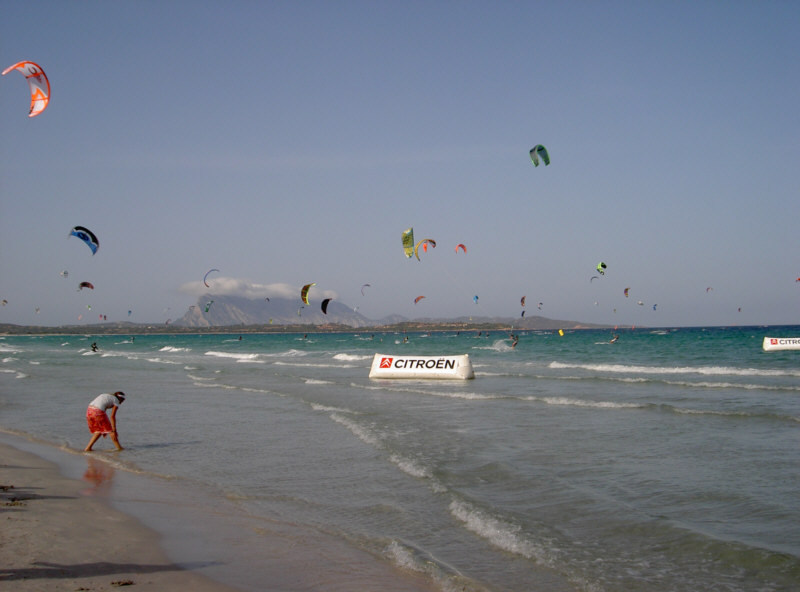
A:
1;326;799;591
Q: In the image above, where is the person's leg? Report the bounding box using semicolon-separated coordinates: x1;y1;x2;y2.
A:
110;431;123;451
84;433;101;451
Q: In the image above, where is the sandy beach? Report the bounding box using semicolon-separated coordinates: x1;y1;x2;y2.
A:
0;436;444;592
0;441;239;592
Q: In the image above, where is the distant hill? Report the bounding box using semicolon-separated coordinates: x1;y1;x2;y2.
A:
173;294;378;328
172;294;608;331
0;295;612;334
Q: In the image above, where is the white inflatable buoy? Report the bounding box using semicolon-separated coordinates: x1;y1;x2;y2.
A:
369;353;475;379
762;337;800;351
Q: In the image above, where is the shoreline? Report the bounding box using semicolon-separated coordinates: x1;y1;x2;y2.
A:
0;439;239;591
0;434;441;592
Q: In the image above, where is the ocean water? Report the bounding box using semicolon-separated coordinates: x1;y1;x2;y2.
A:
1;326;799;591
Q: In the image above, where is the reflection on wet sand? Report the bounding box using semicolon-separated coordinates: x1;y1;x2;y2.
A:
82;456;114;496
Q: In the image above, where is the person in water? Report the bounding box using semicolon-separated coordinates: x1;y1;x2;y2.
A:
84;391;125;452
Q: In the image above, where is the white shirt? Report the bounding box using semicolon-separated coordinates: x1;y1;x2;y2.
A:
89;393;120;411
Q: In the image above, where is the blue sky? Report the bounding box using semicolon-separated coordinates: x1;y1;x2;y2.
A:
1;1;798;327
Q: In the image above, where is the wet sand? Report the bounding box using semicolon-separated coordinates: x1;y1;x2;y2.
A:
0;438;442;592
0;441;239;591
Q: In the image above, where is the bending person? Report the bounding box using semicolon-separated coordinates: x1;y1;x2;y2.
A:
84;391;126;452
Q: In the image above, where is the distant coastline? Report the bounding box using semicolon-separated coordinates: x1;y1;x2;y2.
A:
0;318;613;336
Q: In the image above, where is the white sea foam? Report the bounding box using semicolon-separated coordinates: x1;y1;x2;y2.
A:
145;357;181;365
472;339;514;352
662;379;800;392
186;374;216;382
385;541;468;592
0;368;27;379
525;396;643;409
389;453;432;479
332;353;371;361
449;499;552;565
239;386;274;395
274;349;307;357
330;413;381;446
550;361;800;378
310;403;356;414
205;351;261;361
420;389;499;400
159;346;191;352
386;541;424;572
304;378;331;385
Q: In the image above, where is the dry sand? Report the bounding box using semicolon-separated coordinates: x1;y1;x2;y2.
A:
0;442;239;592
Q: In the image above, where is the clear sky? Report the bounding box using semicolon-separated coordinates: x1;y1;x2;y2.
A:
1;1;798;328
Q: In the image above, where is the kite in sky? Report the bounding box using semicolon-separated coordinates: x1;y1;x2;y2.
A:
321;298;332;314
301;283;316;305
70;226;99;255
455;243;467;254
402;227;415;258
78;281;94;290
414;295;425;304
361;284;370;296
529;145;550;167
414;238;436;261
2;61;50;117
596;262;607;275
203;269;219;287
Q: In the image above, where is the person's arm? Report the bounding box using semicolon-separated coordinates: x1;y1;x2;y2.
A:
109;405;118;432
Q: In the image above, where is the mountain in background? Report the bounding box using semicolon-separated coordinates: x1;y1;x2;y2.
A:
174;294;375;328
173;294;606;330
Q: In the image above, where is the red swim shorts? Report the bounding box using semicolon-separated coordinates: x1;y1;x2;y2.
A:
86;406;113;434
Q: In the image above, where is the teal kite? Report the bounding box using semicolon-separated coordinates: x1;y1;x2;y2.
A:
529;145;550;167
